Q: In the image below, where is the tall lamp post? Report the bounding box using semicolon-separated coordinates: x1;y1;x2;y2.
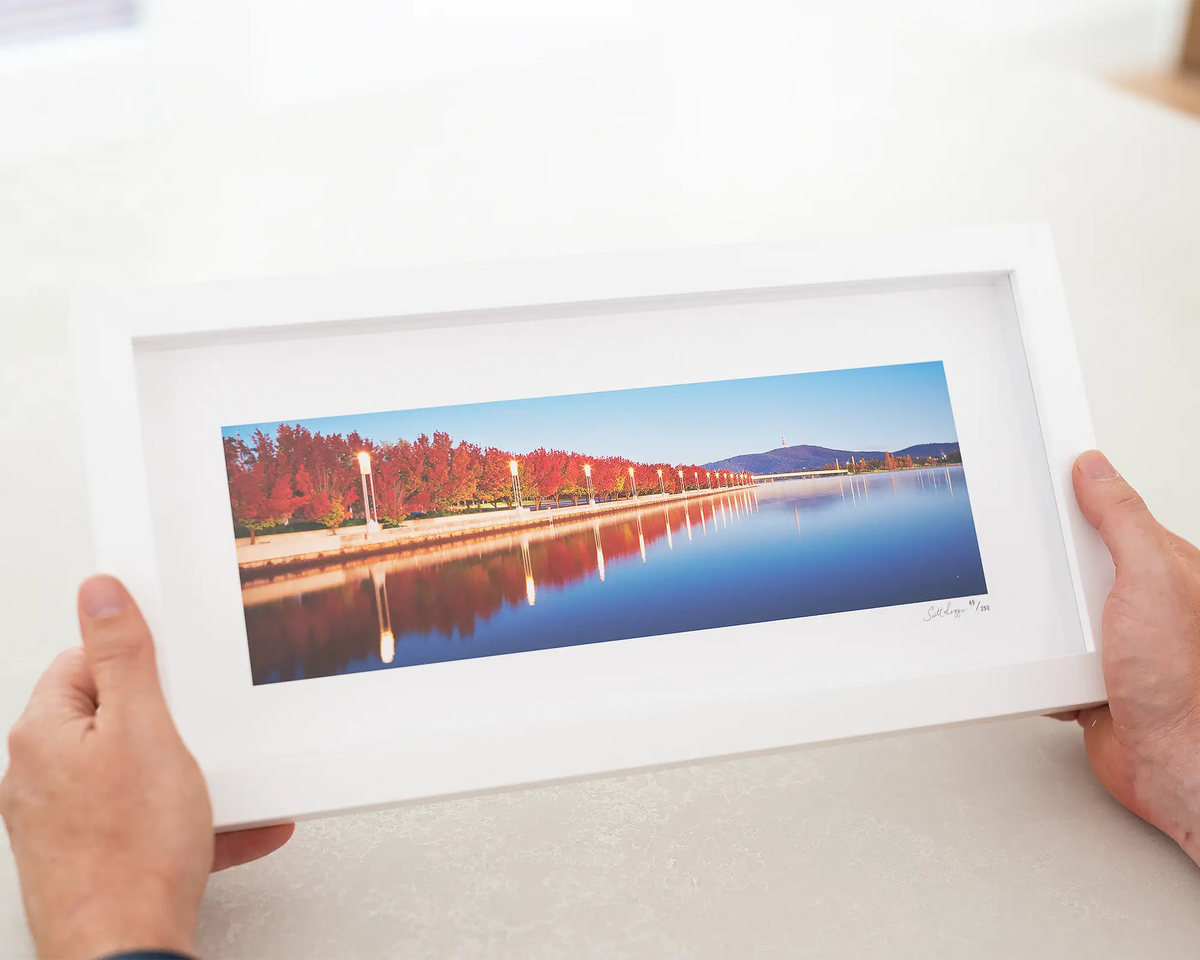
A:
510;460;524;514
584;463;595;505
657;468;665;496
705;471;711;490
628;466;638;499
693;470;699;492
677;469;684;494
357;452;381;539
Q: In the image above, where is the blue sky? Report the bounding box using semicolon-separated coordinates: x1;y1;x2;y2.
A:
223;362;959;464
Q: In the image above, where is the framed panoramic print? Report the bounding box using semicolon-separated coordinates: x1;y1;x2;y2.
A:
72;224;1111;829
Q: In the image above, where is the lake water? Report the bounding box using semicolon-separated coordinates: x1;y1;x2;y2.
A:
243;467;986;685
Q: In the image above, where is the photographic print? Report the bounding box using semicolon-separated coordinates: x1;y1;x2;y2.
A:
223;361;987;685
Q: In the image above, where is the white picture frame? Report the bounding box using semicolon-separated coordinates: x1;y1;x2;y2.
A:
71;223;1110;830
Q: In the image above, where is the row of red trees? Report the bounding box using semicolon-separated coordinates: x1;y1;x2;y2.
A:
833;450;962;474
224;424;745;540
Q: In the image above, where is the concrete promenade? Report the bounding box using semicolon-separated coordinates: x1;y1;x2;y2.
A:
236;484;757;579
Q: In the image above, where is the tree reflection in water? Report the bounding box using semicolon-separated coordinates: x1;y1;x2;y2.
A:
241;474;986;686
244;502;692;684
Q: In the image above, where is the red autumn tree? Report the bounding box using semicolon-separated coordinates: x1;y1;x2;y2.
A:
296;461;355;534
448;439;482;508
228;461;306;544
479;447;515;506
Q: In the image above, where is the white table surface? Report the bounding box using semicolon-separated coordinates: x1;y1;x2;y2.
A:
2;9;1199;958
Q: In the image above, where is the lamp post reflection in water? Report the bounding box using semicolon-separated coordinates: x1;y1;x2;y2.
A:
593;520;605;581
663;507;673;549
636;512;646;562
684;502;693;540
372;565;394;664
521;536;536;605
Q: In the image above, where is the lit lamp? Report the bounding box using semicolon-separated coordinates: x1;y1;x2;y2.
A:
628;466;638;499
584;463;595;505
510;460;524;514
657;468;665;496
677;469;684;494
357;451;381;538
705;471;711;490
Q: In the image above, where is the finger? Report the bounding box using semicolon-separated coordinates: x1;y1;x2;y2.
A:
77;576;166;716
1072;452;1166;573
26;646;98;721
212;823;296;872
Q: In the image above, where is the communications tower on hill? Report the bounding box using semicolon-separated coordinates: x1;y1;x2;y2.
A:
781;427;787;448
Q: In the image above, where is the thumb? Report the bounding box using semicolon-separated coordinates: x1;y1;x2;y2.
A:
1072;450;1165;572
77;575;167;715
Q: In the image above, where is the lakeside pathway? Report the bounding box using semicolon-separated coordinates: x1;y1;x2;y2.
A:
237;483;758;579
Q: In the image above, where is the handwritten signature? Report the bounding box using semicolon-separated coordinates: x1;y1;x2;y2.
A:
923;601;966;622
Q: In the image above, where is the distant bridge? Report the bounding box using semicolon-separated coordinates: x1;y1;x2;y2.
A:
750;469;850;481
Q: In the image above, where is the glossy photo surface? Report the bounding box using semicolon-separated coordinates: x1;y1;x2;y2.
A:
223;362;987;685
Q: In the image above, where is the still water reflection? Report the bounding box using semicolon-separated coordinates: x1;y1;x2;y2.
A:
244;468;986;684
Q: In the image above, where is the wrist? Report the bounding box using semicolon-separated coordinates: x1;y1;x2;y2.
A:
46;891;197;960
1146;730;1200;866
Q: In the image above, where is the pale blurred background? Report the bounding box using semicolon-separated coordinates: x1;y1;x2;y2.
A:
2;0;1196;164
3;2;1200;958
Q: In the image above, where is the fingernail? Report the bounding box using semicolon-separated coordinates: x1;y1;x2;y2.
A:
80;576;128;619
1078;450;1117;480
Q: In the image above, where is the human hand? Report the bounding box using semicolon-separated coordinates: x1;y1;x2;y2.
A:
1062;450;1200;864
1;576;294;959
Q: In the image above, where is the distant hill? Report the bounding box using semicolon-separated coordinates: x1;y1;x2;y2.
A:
703;442;960;474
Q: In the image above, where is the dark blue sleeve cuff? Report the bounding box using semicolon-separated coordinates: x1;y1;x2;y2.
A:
93;951;198;960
